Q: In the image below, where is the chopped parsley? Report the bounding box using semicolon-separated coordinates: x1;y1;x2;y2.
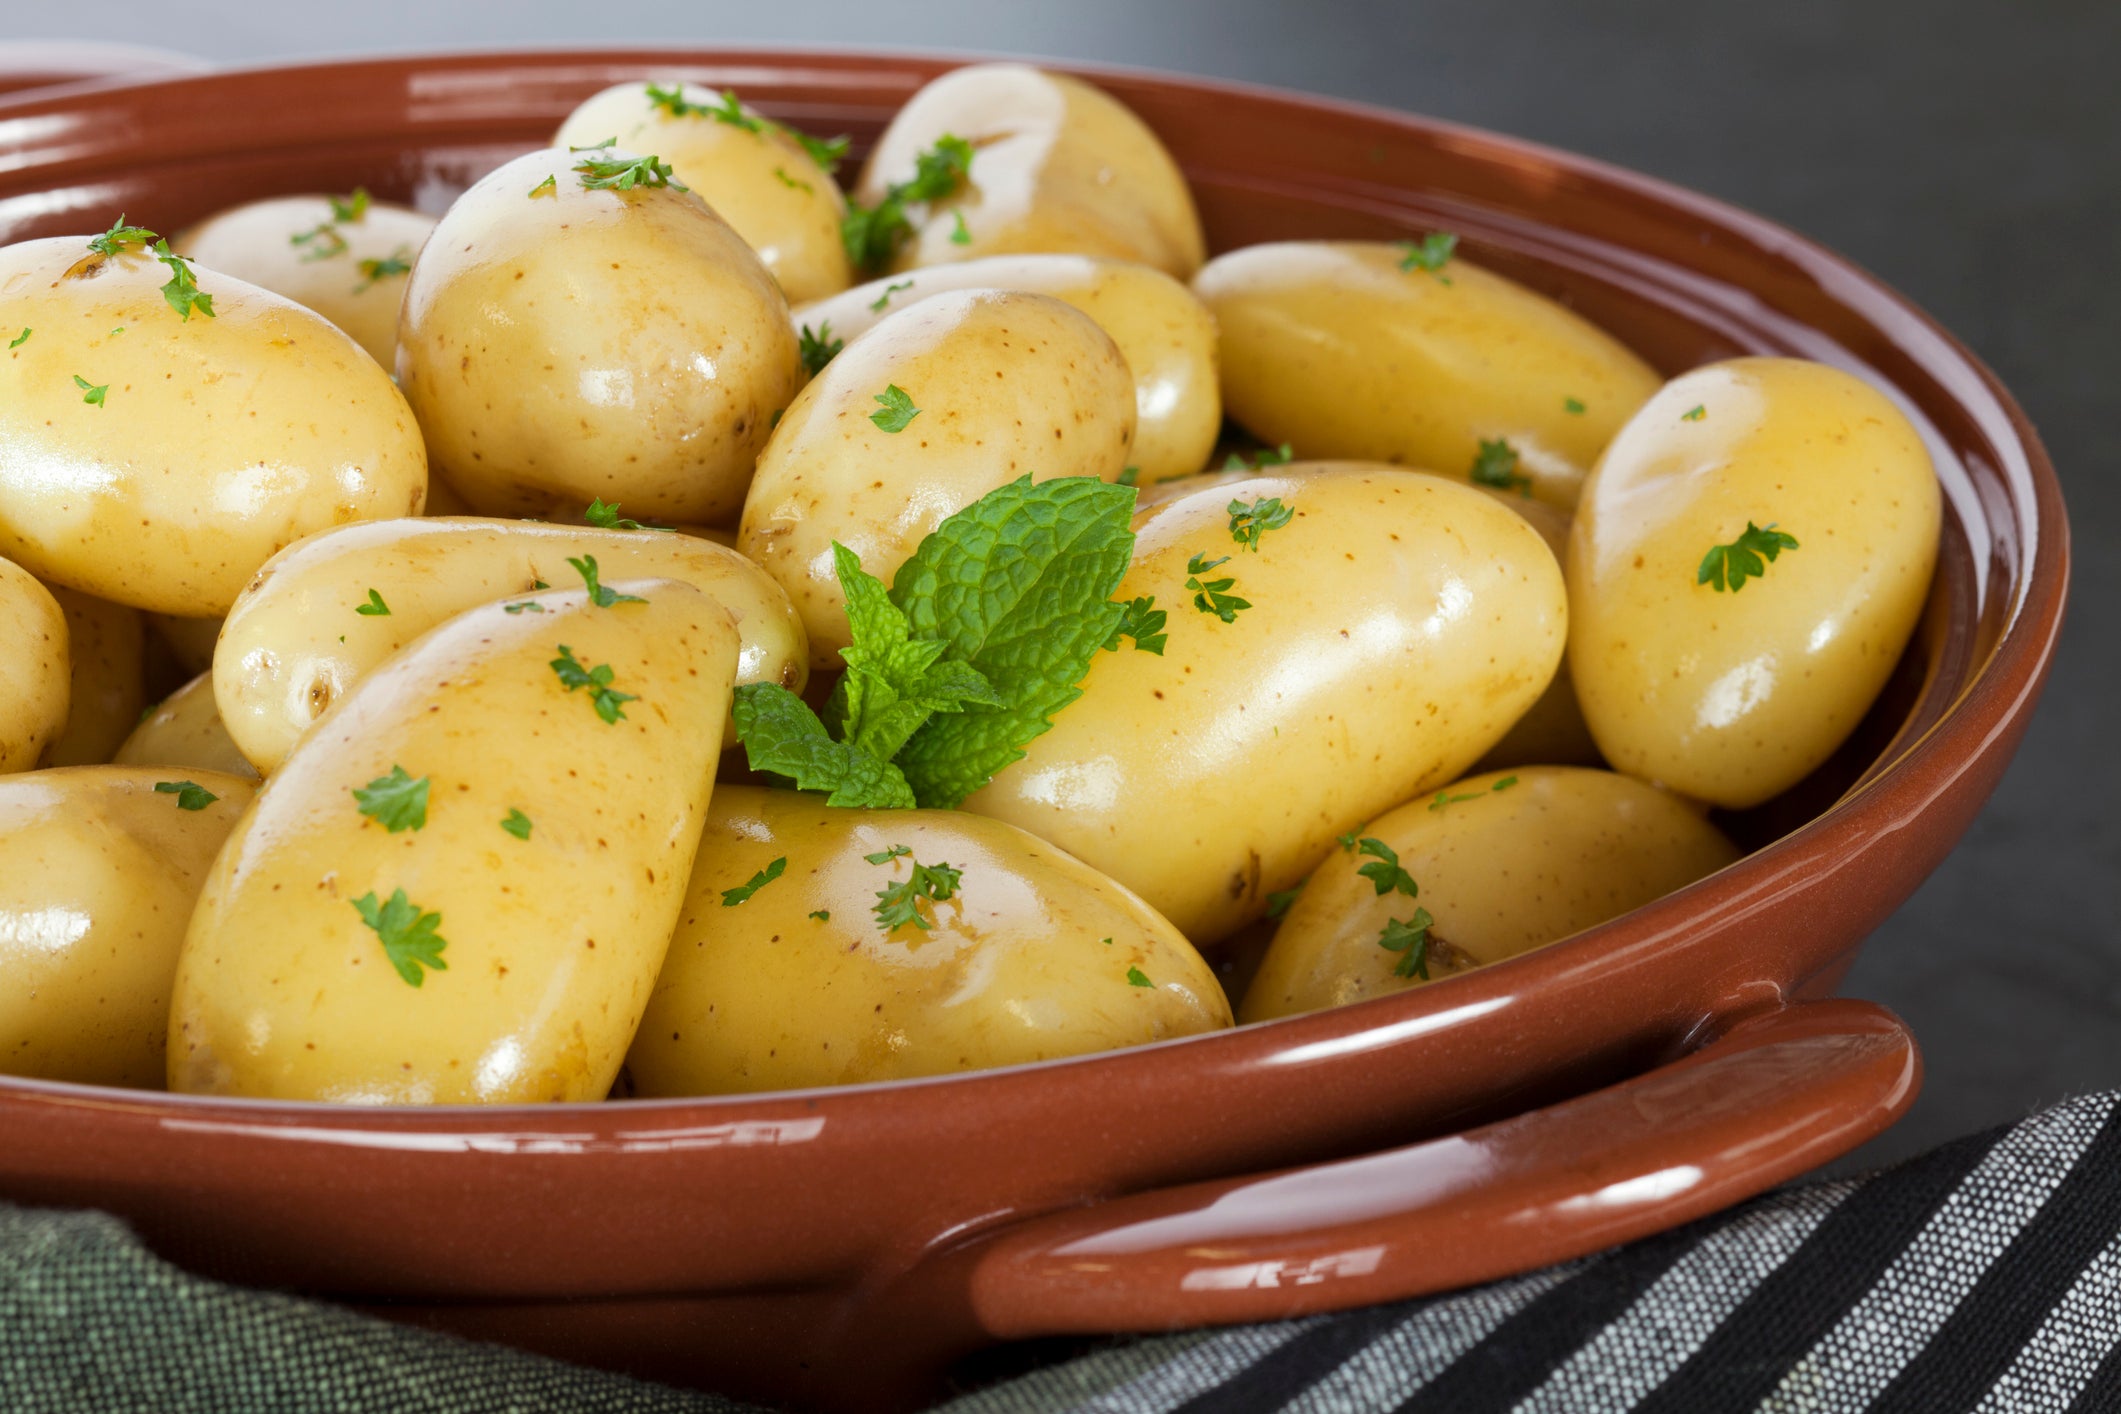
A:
352;765;429;832
583;498;673;532
1470;437;1530;495
575;153;687;193
1223;443;1294;472
720;856;787;906
1682;404;1707;422
864;845;912;864
354;588;390;616
153;780;217;811
1564;396;1586;415
643;82;848;174
869;383;920;432
774;166;812;192
1429;775;1518;811
872;855;963;933
1116;466;1140;487
567;554;646;607
1338;832;1359;851
1104;595;1167;655
549;644;638;723
1126;966;1153;988
1698;521;1799;593
868;279;914;312
949;210;971;245
8;328;27;348
87;216;155;258
354;248;413;293
1265;882;1304;918
1396;231;1458;281
73;374;108;407
329;189;371;224
529;173;557;198
500;808;533;840
1227;496;1294;551
1185;553;1250;623
809;909;831;921
841;133;974;272
153;241;215;320
502;600;544;614
1378;909;1436;979
798;321;843;376
1354;837;1419;898
351;888;448;987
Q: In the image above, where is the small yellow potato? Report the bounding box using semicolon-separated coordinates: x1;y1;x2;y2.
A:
1195;241;1660;510
625;786;1229;1095
41;587;144;767
0;556;69;773
965;466;1567;945
1;766;254;1087
554;81;852;304
115;673;258;780
168;579;738;1104
1468;489;1602;770
420;474;477;516
1241;767;1739;1021
214;516;807;772
740;290;1136;667
0;233;428;616
146;613;222;677
797;255;1220;484
854;64;1205;279
172;193;437;367
1568;357;1942;808
397;147;802;527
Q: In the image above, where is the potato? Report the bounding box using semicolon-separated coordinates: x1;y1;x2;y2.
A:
625;786;1228;1095
0;233;428;615
1194;241;1660;511
554;81;852;304
1468;489;1602;770
214;516;805;772
172;193;437;368
397;147;802;527
0;556;69;772
115;672;258;780
1241;767;1739;1021
796;255;1220;484
1;767;254;1087
740;290;1136;667
964;466;1567;944
1568;357;1941;808
41;587;144;767
853;64;1205;279
146;613;222;677
168;579;737;1103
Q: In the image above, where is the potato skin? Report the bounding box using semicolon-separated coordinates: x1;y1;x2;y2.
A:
740;290;1136;667
0;236;428;616
397;148;802;527
965;466;1567;945
41;587;144;767
1568;357;1941;808
168;580;737;1103
214;516;807;772
173;195;436;367
1241;767;1739;1021
555;81;852;304
116;672;258;780
0;557;69;772
797;255;1220;484
1194;241;1660;511
0;766;254;1087
854;64;1205;279
625;787;1229;1095
1467;488;1603;770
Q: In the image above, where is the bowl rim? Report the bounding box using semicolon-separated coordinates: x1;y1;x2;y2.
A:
0;44;2072;1127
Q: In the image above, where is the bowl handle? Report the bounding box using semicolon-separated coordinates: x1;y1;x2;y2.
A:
963;998;1917;1337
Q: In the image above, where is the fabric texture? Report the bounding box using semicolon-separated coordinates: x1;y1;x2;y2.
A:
6;1095;2121;1413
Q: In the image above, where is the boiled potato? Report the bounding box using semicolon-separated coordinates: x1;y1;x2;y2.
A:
1;766;254;1087
215;516;807;771
740;290;1136;667
172;192;437;367
853;64;1205;279
115;672;259;780
626;786;1229;1095
1468;489;1602;770
796;255;1220;484
554;81;852;304
42;587;144;767
0;232;428;615
0;556;68;772
1568;357;1941;808
169;579;737;1103
1195;241;1660;510
1242;767;1739;1021
965;466;1567;944
397;147;802;527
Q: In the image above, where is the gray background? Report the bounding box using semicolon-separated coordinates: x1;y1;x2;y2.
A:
10;0;2114;1169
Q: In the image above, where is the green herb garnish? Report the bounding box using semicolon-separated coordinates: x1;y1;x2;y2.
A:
550;644;638;723
355;588;390;616
721;856;787;906
153;241;215;321
575;153;687;192
1223;443;1294;472
1266;882;1304;918
1116;466;1139;487
354;248;413;293
501;808;533;840
1698;522;1799;593
1396;231;1458;281
1185;553;1250;623
583;498;672;532
153;780;217;811
869;384;920;432
1354;837;1419;898
73;374;108;407
1379;909;1436;979
352;765;429;832
872;855;963;933
949;210;971;245
1228;496;1294;551
810;909;831;921
1564;396;1586;415
567;554;646;608
1126;966;1153;988
529;174;557;198
8;328;28;348
1682;404;1707;422
87;216;155;258
352;888;448;987
841;134;973;272
865;845;912;864
1470;437;1529;495
798;321;843;376
867;279;914;312
1104;595;1167;655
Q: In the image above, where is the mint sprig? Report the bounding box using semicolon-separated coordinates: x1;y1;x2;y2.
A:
730;682;916;809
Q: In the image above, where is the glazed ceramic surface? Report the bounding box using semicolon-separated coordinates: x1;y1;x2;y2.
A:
0;49;2066;1413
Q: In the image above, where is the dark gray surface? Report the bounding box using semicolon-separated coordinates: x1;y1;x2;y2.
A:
11;0;2115;1167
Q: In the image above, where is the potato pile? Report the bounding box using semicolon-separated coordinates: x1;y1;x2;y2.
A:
0;64;1941;1103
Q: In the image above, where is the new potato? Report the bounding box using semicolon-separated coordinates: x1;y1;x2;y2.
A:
1568;357;1941;807
740;289;1136;667
965;466;1568;944
625;787;1229;1095
397;147;802;526
0;234;428;616
1194;241;1660;511
116;672;259;780
42;587;144;767
169;580;738;1103
1;767;254;1087
214;516;808;771
796;255;1221;484
555;81;853;304
1242;767;1739;1020
0;556;68;772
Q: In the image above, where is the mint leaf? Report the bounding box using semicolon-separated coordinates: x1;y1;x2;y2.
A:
731;682;915;809
830;541;1000;761
889;475;1135;808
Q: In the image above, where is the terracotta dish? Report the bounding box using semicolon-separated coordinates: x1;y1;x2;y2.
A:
0;49;2067;1413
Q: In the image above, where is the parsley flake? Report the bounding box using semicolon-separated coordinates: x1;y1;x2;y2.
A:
8;328;28;348
864;845;912;864
549;644;639;723
1126;966;1153;988
798;321;844;376
1470;437;1530;495
841;134;973;271
354;248;413;293
1116;466;1140;487
501;808;533;840
1223;443;1294;472
567;554;646;608
87;216;156;258
774;166;813;193
1337;832;1359;852
1396;231;1458;282
1105;595;1168;655
1228;496;1295;551
351;888;448;987
529;174;557;198
1682;404;1707;422
810;909;831;922
583;498;673;532
1265;882;1304;918
1378;908;1436;979
575;153;688;193
872;855;963;934
73;374;108;407
1698;521;1799;593
153;780;217;811
949;210;971;245
354;588;390;616
869;383;920;432
1564;396;1586;415
1185;553;1250;623
352;765;429;832
153;241;215;321
1355;837;1420;898
721;856;787;906
868;279;914;312
502;600;544;614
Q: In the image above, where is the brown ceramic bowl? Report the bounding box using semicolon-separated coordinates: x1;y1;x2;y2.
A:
0;48;2067;1413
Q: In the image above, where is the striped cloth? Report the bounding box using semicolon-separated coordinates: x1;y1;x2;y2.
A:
4;1094;2119;1413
